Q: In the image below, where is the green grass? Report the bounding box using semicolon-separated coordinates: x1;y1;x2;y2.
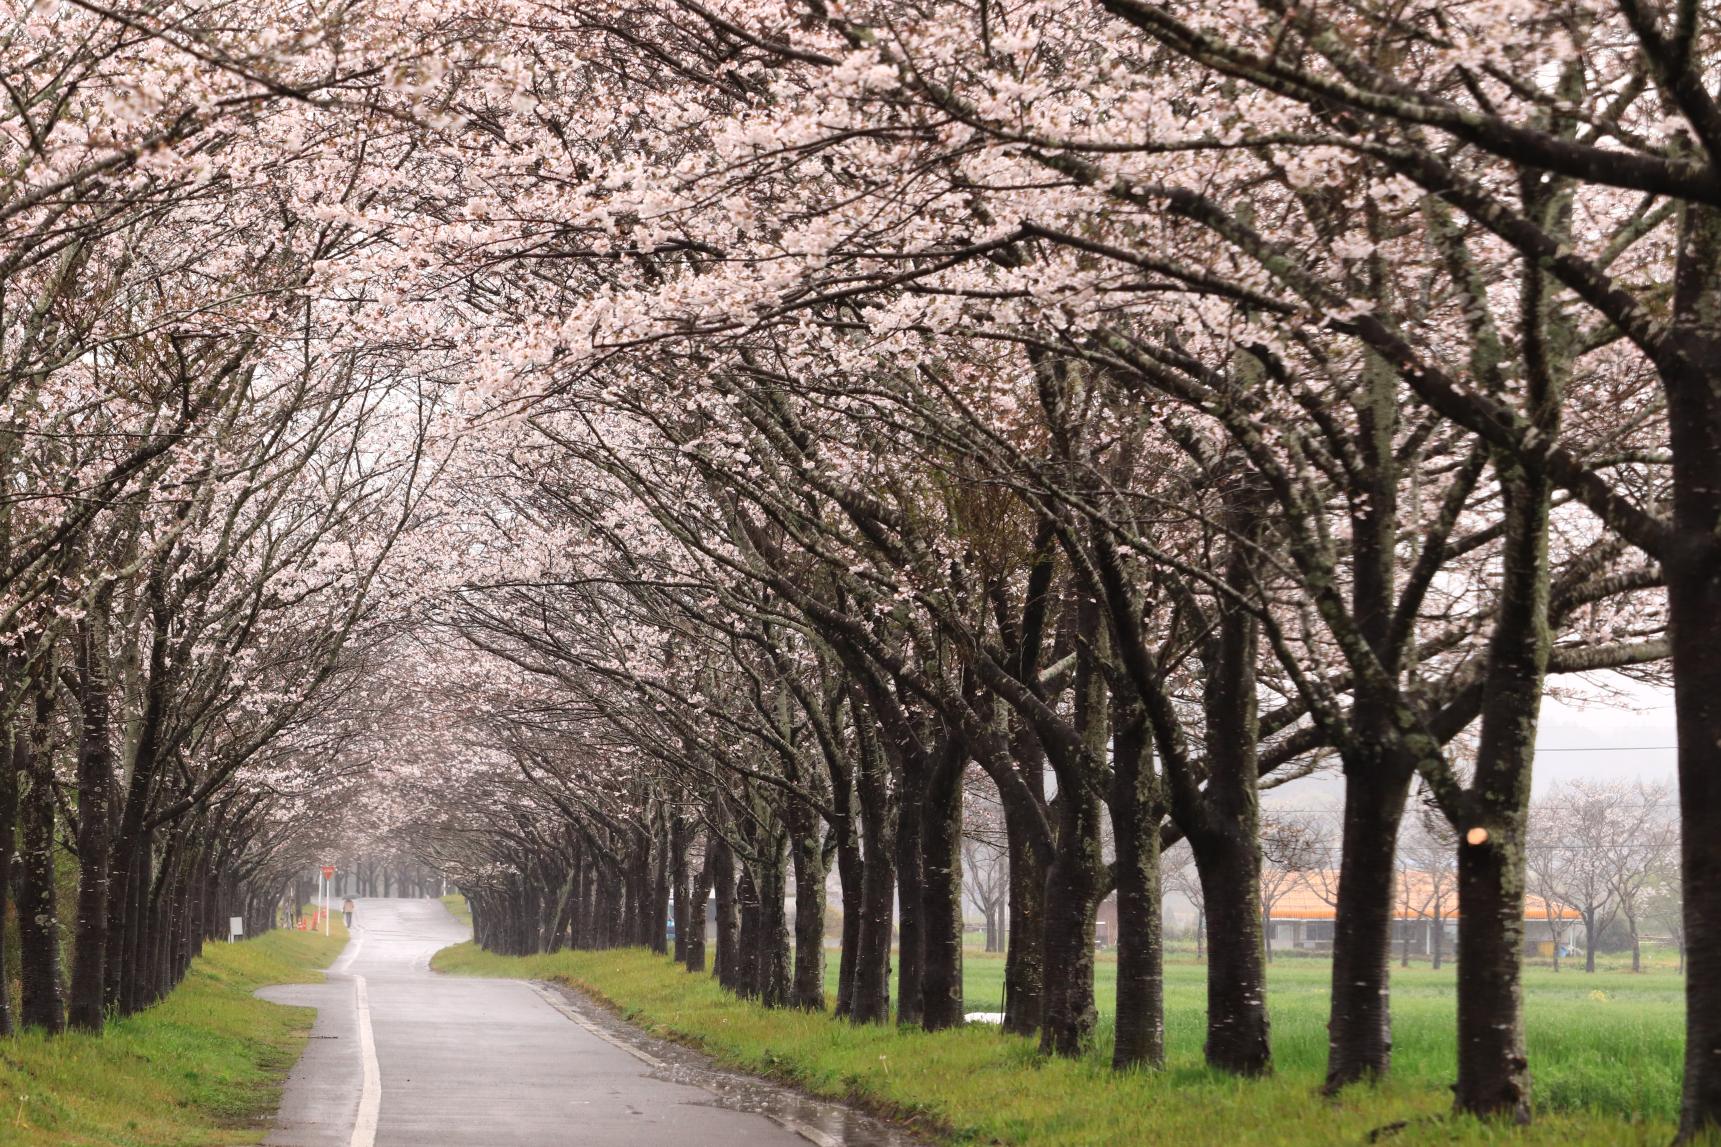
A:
432;925;1690;1146
441;892;472;928
959;951;1684;1121
0;917;347;1146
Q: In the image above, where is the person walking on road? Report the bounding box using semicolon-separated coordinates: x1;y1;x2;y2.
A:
342;898;356;928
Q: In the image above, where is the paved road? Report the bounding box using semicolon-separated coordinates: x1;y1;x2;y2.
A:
259;898;820;1147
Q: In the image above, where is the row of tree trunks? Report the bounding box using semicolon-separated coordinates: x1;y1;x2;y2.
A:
453;536;1557;1111
335;862;444;899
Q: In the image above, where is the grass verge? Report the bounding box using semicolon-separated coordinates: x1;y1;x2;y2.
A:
441;892;471;928
431;927;1685;1147
0;918;347;1146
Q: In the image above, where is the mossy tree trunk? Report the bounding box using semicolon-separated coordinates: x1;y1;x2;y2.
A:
849;707;897;1025
70;608;115;1032
18;686;65;1032
919;737;965;1032
1108;683;1163;1070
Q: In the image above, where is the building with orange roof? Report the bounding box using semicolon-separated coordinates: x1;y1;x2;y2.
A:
1097;868;1583;960
1256;869;1583;959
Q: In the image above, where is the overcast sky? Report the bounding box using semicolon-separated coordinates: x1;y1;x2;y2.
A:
1264;671;1678;810
1534;673;1678;790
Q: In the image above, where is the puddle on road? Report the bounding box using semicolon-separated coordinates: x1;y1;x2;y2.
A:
537;980;927;1147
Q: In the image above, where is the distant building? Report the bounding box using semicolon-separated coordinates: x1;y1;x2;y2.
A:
1096;869;1582;958
1261;870;1580;957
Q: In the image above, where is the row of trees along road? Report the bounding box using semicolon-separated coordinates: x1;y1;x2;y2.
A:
9;0;1721;1139
0;3;457;1036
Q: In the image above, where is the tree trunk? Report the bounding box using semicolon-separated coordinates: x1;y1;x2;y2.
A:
1325;336;1411;1092
108;587;173;1015
1431;901;1443;971
17;691;66;1033
1323;754;1414;1091
713;834;740;989
1037;786;1104;1057
1455;837;1531;1121
687;845;712;973
850;714;897;1025
1450;408;1552;1120
571;848;591;950
650;814;670;956
1194;835;1270;1075
0;710;18;1037
894;763;926;1028
140;824;187;1008
69;616;115;1032
1675;554;1721;1138
755;835;791;1008
630;840;653;947
1001;785;1047;1036
1108;698;1163;1070
736;861;762;999
920;743;964;1032
1039;595;1107;1059
790;821;828;1010
1188;532;1270;1075
671;817;691;964
549;859;576;953
831;753;864;1018
1658;198;1721;1144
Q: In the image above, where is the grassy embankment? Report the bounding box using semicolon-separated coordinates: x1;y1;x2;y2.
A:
0;917;347;1147
432;895;1686;1146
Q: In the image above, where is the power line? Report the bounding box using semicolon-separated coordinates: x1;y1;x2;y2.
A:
1534;745;1678;752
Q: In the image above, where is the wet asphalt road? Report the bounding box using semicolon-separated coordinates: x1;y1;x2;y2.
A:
257;897;825;1147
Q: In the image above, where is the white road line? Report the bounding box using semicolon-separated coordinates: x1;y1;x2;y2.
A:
331;929;365;975
528;982;663;1068
763;1115;840;1147
350;975;382;1147
526;982;839;1147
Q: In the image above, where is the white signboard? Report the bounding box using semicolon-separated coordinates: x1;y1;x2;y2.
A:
229;916;244;941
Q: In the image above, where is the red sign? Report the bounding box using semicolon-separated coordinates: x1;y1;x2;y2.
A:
321;865;335;880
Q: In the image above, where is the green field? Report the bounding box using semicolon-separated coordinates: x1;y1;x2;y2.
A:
0;918;346;1146
958;950;1683;1121
433;921;1692;1146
